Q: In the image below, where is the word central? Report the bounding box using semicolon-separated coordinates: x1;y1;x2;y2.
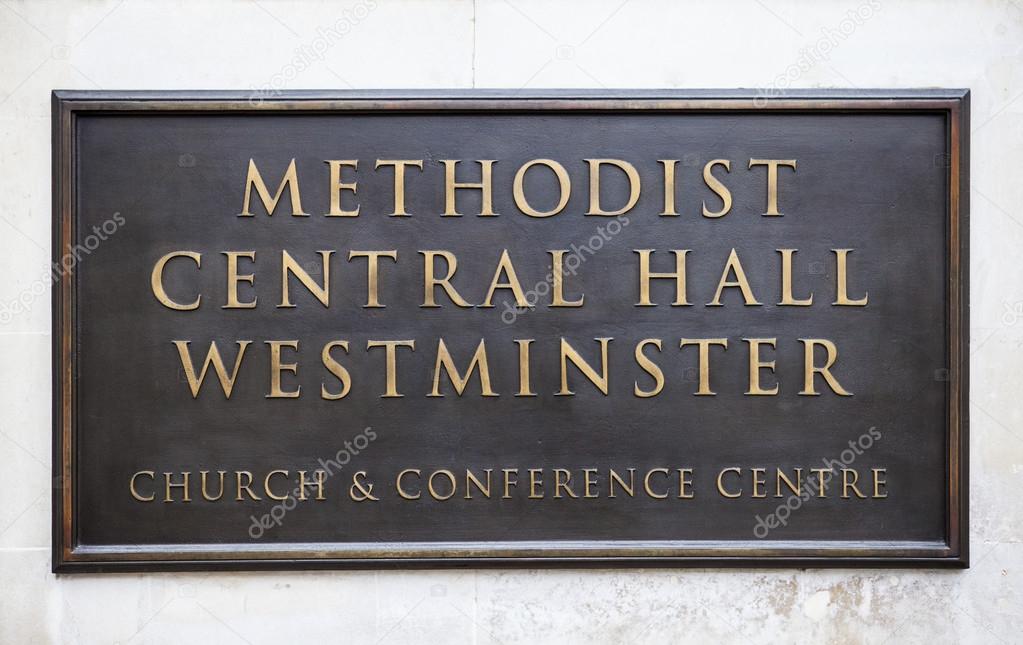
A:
152;247;868;310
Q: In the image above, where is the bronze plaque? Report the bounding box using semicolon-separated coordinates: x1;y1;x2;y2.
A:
53;90;968;571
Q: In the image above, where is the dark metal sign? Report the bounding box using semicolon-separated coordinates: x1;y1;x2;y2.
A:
52;90;968;571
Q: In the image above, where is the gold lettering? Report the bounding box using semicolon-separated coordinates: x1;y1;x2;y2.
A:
396;469;421;499
366;340;415;397
513;159;570;217
659;159;679;216
442;160;496;216
420;251;473;307
164;472;191;503
480;249;529;308
151;251;201;310
809;468;830;497
748;158;796;216
325;160;360;217
239;158;308;216
298;470;326;500
280;250;332;308
751;467;767;498
515;339;536;397
173;340;251;398
200;470;225;501
709;248;761;306
428;470;457;500
264;470;289;500
557;337;612;396
554;469;579;498
634;338;665;398
266;340;300;398
236;471;261;501
635;249;690;306
130;471;155;502
744;338;779;396
321;340;352;400
609;468;635;498
586;159;641;216
717;467;742;498
549;250;584;306
375;159;423;216
528;468;544;499
842;469;868;499
678;468;694;499
679;338;728;395
430;339;498;397
800;339;853;396
465;469;492;499
873;468;888;498
778;249;813;306
502;468;518;498
644;468;669;499
832;249;868;305
583;469;599;498
702;159;732;217
776;468;802;497
223;251;257;309
348;250;397;308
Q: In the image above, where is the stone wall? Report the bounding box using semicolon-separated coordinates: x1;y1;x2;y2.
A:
0;1;1020;642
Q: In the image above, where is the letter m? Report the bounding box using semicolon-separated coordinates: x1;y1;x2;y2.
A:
239;158;309;216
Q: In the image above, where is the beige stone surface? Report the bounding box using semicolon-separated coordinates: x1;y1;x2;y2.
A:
0;0;1021;642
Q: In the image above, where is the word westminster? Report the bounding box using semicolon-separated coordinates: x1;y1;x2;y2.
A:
153;157;870;400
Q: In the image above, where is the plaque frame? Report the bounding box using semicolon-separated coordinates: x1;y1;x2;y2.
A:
52;90;969;572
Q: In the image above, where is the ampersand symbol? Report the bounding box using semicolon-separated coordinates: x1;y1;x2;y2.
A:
349;471;379;501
